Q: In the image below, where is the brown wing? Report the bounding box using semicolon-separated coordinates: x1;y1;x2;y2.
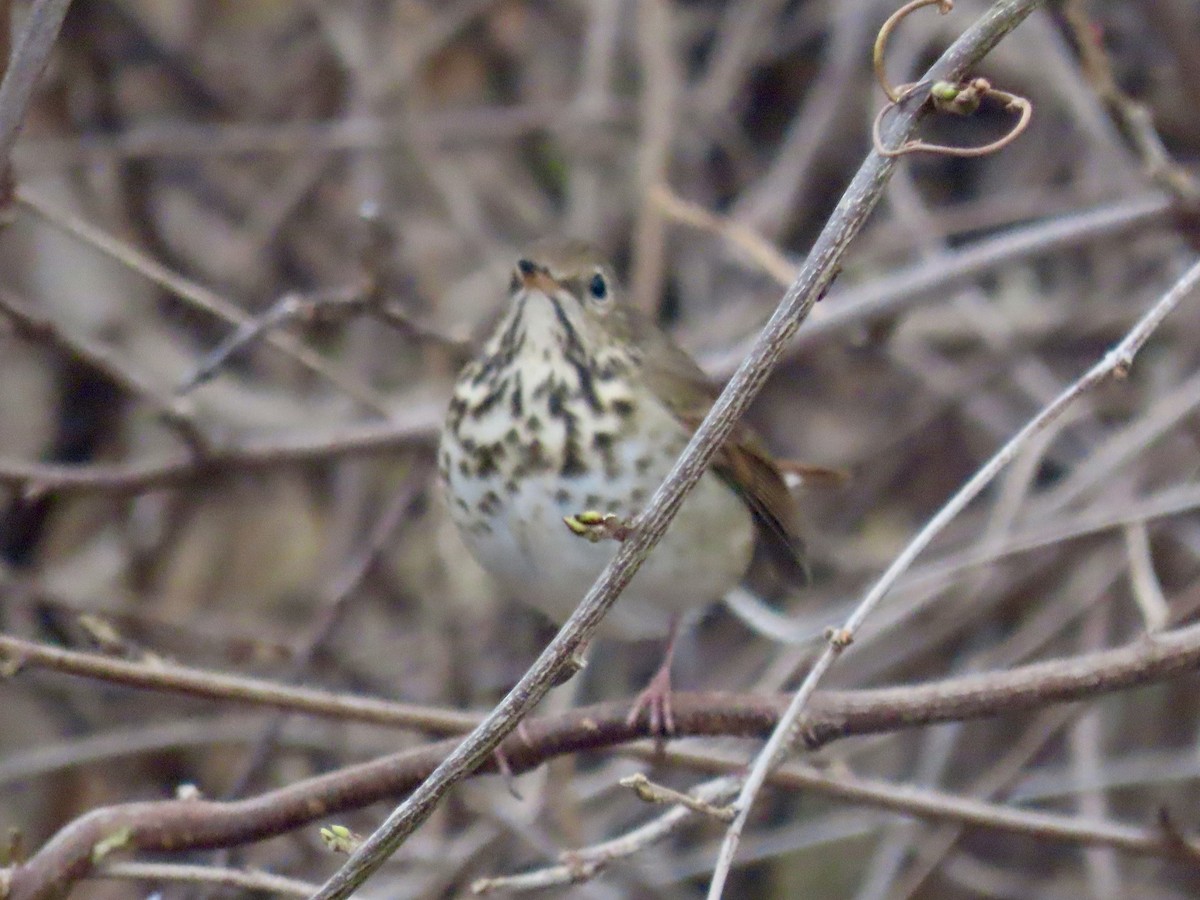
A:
712;433;808;584
621;307;807;584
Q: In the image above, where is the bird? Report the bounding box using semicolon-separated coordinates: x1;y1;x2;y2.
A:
438;238;804;733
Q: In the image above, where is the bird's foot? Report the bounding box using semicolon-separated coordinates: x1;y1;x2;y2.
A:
563;510;632;543
626;663;676;738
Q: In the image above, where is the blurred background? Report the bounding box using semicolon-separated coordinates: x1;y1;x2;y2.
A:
2;0;1200;897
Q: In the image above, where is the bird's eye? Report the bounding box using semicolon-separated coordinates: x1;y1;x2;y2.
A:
588;272;609;302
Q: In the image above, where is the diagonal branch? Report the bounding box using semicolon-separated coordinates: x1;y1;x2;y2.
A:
311;3;1049;896
0;0;74;210
5;618;1200;899
707;177;1200;895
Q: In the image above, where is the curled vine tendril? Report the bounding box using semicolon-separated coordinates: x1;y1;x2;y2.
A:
872;0;1032;158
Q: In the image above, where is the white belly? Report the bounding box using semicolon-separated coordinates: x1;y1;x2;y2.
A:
441;400;754;640
440;294;756;640
450;464;753;639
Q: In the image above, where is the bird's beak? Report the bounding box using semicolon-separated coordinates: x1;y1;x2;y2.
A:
521;269;560;294
516;259;561;295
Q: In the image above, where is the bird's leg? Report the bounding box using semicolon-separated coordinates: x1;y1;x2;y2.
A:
626;614;682;738
563;510;632;543
491;744;523;798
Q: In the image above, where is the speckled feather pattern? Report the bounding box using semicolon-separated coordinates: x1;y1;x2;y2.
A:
439;265;755;639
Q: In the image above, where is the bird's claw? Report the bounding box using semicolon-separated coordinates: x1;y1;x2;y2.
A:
626;665;676;738
563;510;631;543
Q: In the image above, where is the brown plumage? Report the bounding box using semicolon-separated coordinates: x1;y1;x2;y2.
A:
523;238;806;584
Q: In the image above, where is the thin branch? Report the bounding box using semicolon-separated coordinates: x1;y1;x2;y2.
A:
0;0;73;209
666;748;1200;869
1062;0;1200;205
178;209;470;393
472;777;741;894
12;186;393;415
627;0;681;315
705;2;1050;893
8;619;1200;898
1124;521;1170;632
0;715;277;788
0;633;481;736
0;286;208;451
92;861;320;898
619;772;736;822
0;413;440;495
708;242;1200;894
703;191;1171;379
312;4;1049;896
651;184;795;285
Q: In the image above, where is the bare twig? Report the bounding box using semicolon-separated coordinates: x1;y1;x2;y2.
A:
619;773;735;822
651;184;795;285
92;861;320;898
0;0;73;211
0;633;481;736
628;0;681;314
664;747;1200;866
7;617;1200;899
312;4;1048;897
704;191;1171;378
1062;0;1200;205
12;187;393;414
707;248;1200;895
0;286;208;452
177;288;359;393
1123;521;1170;632
706;2;1051;894
472;778;741;894
0;413;441;495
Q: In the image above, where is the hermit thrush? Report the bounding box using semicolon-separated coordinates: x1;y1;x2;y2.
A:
438;239;804;731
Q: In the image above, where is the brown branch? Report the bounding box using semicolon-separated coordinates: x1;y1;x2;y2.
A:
667;750;1200;867
12;187;393;415
4;620;1200;898
0;0;73;213
313;1;1056;893
0;634;480;737
0;286;207;452
1062;0;1200;206
91;861;318;898
0;413;440;496
476;741;1200;893
702;191;1172;380
222;460;432;797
